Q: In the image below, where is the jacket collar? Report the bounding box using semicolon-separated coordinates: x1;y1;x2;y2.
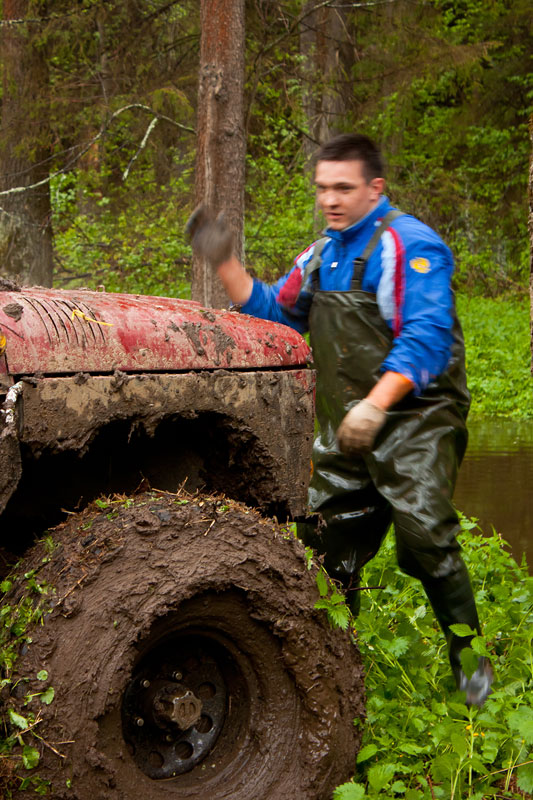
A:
324;195;391;243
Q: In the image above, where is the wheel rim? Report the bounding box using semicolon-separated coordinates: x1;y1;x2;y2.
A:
121;634;230;779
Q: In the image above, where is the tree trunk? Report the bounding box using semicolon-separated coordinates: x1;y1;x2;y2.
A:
192;0;245;309
300;1;348;159
529;114;533;373
300;2;350;228
0;0;54;287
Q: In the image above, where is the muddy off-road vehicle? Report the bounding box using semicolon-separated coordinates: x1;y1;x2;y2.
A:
0;286;364;800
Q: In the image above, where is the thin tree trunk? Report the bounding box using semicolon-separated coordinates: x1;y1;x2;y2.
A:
316;4;346;143
192;0;245;308
0;0;54;287
300;1;319;163
300;2;349;227
529;114;533;373
300;1;348;157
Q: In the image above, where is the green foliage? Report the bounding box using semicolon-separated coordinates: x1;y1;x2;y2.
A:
245;141;315;281
0;589;48;678
333;782;366;799
457;295;533;418
0;545;57;794
333;515;533;799
349;0;532;292
52;165;193;297
2;0;531;298
20;745;40;771
314;566;351;630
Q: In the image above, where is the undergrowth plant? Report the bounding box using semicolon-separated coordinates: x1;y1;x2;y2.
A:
332;514;533;800
0;539;58;795
52;170;193;299
457;295;533;419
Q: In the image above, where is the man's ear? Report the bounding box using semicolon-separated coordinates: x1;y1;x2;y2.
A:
370;177;386;199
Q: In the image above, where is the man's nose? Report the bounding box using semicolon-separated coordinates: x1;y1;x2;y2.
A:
321;189;339;207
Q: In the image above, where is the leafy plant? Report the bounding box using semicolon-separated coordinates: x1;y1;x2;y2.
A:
52;166;194;298
333;514;533;799
0;555;56;795
314;566;351;631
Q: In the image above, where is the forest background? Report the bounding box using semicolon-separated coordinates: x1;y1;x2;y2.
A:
2;0;531;414
0;0;531;301
1;2;533;799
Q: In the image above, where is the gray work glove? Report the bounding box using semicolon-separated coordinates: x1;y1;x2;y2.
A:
337;399;386;455
186;205;234;269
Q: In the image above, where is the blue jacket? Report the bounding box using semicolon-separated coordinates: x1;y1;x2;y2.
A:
241;196;456;394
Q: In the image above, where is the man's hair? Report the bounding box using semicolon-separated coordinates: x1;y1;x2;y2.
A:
316;134;384;182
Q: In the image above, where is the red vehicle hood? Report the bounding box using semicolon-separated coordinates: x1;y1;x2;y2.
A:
0;288;310;376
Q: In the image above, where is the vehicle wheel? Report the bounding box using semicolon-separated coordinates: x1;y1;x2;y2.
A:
5;493;365;800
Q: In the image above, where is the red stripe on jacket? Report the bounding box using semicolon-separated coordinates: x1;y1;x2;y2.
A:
276;243;315;308
389;227;405;337
277;268;303;308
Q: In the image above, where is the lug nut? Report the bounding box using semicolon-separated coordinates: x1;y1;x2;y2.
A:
135;717;145;727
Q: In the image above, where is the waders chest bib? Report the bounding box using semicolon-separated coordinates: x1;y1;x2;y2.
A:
299;213;482;683
308;286;471;574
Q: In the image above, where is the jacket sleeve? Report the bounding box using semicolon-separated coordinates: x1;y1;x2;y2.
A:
379;224;455;394
240;242;320;334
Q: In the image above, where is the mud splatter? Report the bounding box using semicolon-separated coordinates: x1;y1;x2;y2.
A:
0;277;21;293
207;324;236;366
2;303;23;321
181;321;206;356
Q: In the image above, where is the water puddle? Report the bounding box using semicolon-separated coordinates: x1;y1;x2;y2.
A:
454;419;533;566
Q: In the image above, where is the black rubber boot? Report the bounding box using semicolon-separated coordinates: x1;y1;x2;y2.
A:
456;657;493;706
297;500;391;619
419;560;493;706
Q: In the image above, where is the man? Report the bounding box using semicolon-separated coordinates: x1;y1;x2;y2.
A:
188;133;492;705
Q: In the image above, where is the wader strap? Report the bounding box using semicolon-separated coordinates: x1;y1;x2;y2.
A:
351;209;404;289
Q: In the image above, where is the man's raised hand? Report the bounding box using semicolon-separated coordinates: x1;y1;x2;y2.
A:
186;205;234;269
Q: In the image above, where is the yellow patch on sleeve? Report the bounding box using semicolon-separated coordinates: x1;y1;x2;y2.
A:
409;257;431;274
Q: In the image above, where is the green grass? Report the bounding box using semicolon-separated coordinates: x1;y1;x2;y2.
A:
458;295;533;419
332;516;533;799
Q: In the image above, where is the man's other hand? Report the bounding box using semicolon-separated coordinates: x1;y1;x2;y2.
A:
186;205;234;268
337;399;386;454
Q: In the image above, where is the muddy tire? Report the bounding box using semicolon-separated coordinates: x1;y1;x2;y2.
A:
6;493;365;800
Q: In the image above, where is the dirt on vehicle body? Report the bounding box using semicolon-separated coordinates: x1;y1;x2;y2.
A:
0;287;364;800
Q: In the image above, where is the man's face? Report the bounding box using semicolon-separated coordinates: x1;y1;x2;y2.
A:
314;159;384;230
